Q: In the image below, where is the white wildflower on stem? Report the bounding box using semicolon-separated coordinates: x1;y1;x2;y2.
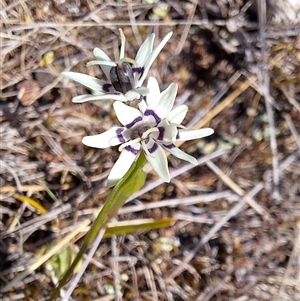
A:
62;29;172;103
82;77;214;187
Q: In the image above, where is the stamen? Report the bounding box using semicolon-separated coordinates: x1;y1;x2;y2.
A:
141;140;155;158
173;123;187;130
118;137;141;152
119;28;126;59
119;57;136;66
87;60;116;67
141;127;159;140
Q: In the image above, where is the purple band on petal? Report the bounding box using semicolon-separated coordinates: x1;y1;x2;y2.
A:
157;127;165;140
176;132;180;140
116;128;126;143
163;143;175;149
102;83;112;92
126;116;143;129
144;109;161;124
125;145;140;156
147;142;158;154
132;67;144;80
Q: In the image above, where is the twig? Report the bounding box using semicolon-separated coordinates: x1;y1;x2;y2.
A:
281;87;300;112
193;75;257;130
166;182;264;281
275;222;300;301
0;159;22;193
62;229;106;301
111;234;122;301
196;275;231;301
206;160;269;217
284;114;300;155
127;0;142;45
174;0;198;55
257;0;281;201
129;149;229;202
0;219;91;293
188;71;242;129
122;191;237;215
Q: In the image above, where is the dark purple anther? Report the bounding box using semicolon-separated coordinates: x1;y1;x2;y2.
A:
110;62;134;94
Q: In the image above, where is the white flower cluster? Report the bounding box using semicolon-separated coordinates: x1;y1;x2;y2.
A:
62;29;214;186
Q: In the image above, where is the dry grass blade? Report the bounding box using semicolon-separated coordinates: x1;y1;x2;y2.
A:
257;0;281;201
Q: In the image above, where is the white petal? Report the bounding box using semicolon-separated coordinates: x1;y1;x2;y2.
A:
143;140;170;182
62;72;107;91
138;99;147;114
135;33;154;67
135;86;150;96
154;120;177;142
113;101;142;127
164;145;198;165
93;48;113;80
72;93;127;103
177;128;214;141
106;147;139;187
123;87;149;102
138;31;172;85
147;83;177;120
93;47;111;61
124;90;140;101
168;105;188;124
146;77;160;107
82;127;123;148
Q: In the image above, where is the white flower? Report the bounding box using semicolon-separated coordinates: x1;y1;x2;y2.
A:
62;29;172;103
82;77;214;187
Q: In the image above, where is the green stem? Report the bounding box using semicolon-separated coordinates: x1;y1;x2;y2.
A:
48;153;147;300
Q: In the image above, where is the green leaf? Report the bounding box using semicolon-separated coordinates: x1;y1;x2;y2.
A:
46;247;81;279
104;217;176;238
